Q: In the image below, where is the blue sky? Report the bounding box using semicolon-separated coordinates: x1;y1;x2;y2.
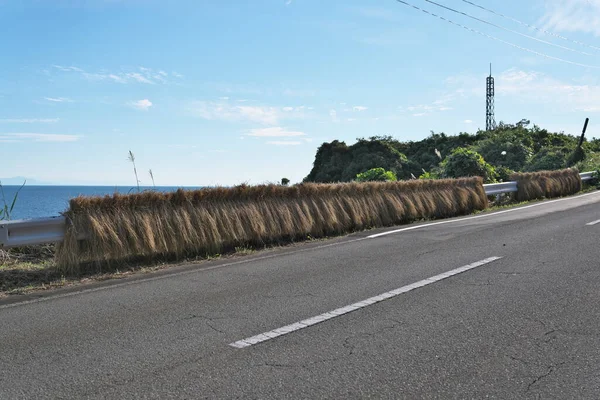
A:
2;0;600;186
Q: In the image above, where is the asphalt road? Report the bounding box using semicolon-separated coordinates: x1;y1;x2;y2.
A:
1;191;600;399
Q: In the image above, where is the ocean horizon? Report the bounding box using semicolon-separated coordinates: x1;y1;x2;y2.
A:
1;185;204;220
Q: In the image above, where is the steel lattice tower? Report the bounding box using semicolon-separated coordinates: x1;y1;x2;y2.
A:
486;64;496;131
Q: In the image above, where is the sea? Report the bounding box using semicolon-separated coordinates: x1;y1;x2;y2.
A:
0;186;202;220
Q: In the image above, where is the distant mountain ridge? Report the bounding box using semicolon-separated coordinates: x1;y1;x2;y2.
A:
0;177;48;185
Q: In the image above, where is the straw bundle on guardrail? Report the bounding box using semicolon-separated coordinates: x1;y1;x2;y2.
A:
510;168;582;202
55;177;487;273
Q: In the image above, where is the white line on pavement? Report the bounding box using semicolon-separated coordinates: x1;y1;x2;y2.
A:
586;219;600;226
368;190;600;239
229;256;503;349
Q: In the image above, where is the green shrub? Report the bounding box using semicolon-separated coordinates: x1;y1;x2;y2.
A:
525;148;568;172
418;171;439;180
474;137;532;171
567;146;586;167
495;166;514;182
574;151;600;173
355;168;397;182
441;148;497;183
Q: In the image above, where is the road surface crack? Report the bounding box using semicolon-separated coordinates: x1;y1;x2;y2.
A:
175;314;225;333
526;362;566;392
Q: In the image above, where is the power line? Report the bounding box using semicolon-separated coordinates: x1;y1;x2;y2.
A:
421;0;592;56
460;0;600;52
394;0;600;69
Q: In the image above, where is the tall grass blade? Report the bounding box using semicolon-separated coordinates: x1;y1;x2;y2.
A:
9;180;26;215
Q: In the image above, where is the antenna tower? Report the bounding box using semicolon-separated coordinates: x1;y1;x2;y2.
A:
486;63;496;131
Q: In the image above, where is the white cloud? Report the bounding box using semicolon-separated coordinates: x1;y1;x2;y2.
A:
404;103;453;115
172;72;184;79
0;133;80;142
329;109;339;122
285;0;293;5
129;99;153;111
126;72;154;84
237;106;279;124
464;119;473;124
282;106;308;112
52;65;83;72
282;88;317;97
446;67;600;115
496;68;600;112
0;118;59;123
44;97;73;103
353;106;368;111
107;74;127;83
53;65;173;85
400;93;455;117
267;141;302;145
247;127;305;137
190;101;302;125
539;0;600;36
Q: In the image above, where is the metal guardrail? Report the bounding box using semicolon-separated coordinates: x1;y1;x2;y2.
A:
0;171;597;249
482;181;518;195
0;216;66;248
580;171;594;182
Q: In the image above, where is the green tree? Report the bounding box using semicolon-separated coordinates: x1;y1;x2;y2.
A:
567;146;585;167
394;131;482;174
525;147;568;171
303;123;588;183
355;168;397;182
341;139;408;181
473;135;532;171
441;148;497;183
304;138;410;182
281;177;290;186
574;151;600;173
304;140;351;182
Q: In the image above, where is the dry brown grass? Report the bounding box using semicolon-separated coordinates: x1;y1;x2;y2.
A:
55;178;487;274
510;168;582;202
0;244;60;294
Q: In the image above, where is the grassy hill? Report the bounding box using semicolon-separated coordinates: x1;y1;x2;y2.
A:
304;122;600;184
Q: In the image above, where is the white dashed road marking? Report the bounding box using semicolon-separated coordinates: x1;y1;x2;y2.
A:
586;219;600;226
229;256;503;348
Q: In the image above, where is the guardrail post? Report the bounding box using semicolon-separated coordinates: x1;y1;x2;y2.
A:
0;223;8;248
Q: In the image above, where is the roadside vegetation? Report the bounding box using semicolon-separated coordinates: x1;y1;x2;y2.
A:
1;123;599;296
55;177;487;274
304;121;600;184
0;180;25;221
